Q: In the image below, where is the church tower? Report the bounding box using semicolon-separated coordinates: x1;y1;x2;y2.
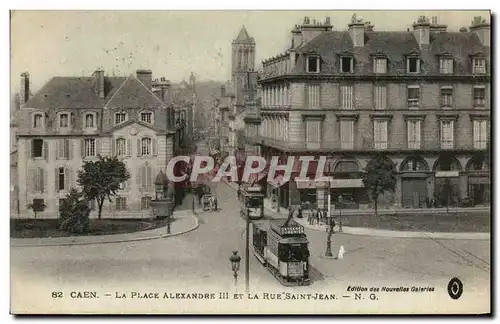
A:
232;26;256;107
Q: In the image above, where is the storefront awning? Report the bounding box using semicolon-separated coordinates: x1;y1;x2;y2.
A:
468;177;490;185
330;178;364;188
435;171;460;178
295;179;316;189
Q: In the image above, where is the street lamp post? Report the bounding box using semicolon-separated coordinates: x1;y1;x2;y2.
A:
229;251;241;288
245;207;250;293
324;180;335;258
338;195;344;233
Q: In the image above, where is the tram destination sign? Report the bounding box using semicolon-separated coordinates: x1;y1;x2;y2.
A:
271;220;304;236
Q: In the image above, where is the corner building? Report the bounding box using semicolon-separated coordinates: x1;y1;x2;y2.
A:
257;15;491;210
16;69;184;218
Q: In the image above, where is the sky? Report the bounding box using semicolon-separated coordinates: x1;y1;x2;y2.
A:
10;10;489;93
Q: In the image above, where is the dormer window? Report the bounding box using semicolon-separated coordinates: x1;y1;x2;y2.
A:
306;56;320;73
373;57;387;74
85;113;95;128
115;112;127;125
140;112;153;124
473;58;486;74
439;57;454;74
340;57;354;73
407;57;420;73
33;114;43;128
59;114;69;128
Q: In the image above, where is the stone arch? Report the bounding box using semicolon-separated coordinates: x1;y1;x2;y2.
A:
432;154;463;172
400;155;430;172
366;155;396;171
333;158;360;173
466;153;488;171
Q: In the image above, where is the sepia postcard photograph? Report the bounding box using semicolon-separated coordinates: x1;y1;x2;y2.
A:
8;8;492;315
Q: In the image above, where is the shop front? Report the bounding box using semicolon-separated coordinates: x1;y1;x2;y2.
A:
329;159;368;209
466;155;490;206
400;156;430;209
433;154;462;208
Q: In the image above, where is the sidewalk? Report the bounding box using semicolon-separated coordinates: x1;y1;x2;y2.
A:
11;210;199;247
220;179;489;240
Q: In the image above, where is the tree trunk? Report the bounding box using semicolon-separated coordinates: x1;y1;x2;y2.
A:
98;198;104;220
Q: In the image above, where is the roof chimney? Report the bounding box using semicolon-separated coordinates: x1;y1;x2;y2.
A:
348;14;365;47
299;16;332;45
469;16;490;47
412;16;431;48
220;85;226;97
94;69;105;99
19;72;30;106
136;69;153;89
429;16;448;33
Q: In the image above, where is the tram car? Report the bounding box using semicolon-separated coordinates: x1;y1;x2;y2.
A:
239;184;265;220
252;219;311;286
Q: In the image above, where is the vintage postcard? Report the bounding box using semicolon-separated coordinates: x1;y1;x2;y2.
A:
10;10;491;315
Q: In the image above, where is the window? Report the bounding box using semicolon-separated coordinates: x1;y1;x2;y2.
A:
473;58;486;74
373;120;388;149
373;58;387;74
473;120;488;149
407;85;420;109
440;120;454;149
119;181;128;190
407;57;420;73
141;138;152;156
115;197;127;211
374;85;387;110
32;198;45;208
440;58;454;74
32;139;44;158
307;84;320;109
141;197;152;210
340;85;354;110
57;139;70;159
341;57;353;73
58;167;65;191
33;114;43;128
116;138;126;156
407;120;421;149
440;87;453;107
306;56;320;73
115;112;127;125
59;114;69;128
88;199;96;211
33;168;45;192
473;86;486;107
140;165;153;189
84;138;96;157
305;120;321;143
140;112;153;124
340;120;354;149
85;114;94;128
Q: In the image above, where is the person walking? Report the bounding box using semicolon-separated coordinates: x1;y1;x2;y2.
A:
297;205;303;219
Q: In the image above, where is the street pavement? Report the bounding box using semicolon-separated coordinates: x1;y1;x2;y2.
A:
10;140;491;313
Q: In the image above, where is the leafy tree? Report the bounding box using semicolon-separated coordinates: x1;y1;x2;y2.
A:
77;155;130;220
26;200;46;220
59;188;91;234
362;153;397;216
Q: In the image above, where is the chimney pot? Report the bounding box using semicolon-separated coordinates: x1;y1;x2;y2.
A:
136;69;153;89
19;72;30;106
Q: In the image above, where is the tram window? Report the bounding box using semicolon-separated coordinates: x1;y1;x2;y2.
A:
279;244;309;261
247;197;262;208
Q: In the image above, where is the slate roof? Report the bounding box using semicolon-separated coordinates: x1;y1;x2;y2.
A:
25;76;126;109
263;29;489;78
104;75;166;109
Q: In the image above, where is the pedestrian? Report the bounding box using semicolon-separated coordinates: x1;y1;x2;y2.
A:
297;205;303;219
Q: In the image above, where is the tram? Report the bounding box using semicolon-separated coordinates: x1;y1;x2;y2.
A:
252;219;311;286
239;184;265;220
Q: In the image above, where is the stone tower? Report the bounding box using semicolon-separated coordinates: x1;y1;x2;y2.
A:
232;26;256;107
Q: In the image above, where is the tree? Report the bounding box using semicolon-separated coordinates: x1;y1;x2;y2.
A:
26;200;46;220
362;153;397;216
77;155;130;220
59;188;91;233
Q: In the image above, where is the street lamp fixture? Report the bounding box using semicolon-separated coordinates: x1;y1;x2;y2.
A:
338;195;344;233
229;251;241;286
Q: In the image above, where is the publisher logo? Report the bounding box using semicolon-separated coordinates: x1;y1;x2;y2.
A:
447;277;463;300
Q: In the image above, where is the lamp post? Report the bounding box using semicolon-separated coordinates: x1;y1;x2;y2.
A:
338;195;344;233
245;207;250;293
229;251;241;288
324;179;335;258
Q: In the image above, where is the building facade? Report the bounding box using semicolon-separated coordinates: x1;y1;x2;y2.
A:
15;69;184;219
255;15;490;210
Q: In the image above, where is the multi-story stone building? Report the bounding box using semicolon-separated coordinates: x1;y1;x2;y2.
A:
256;14;490;210
15;69;184;218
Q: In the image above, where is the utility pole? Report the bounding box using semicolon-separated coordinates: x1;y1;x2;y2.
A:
245;207;250;293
